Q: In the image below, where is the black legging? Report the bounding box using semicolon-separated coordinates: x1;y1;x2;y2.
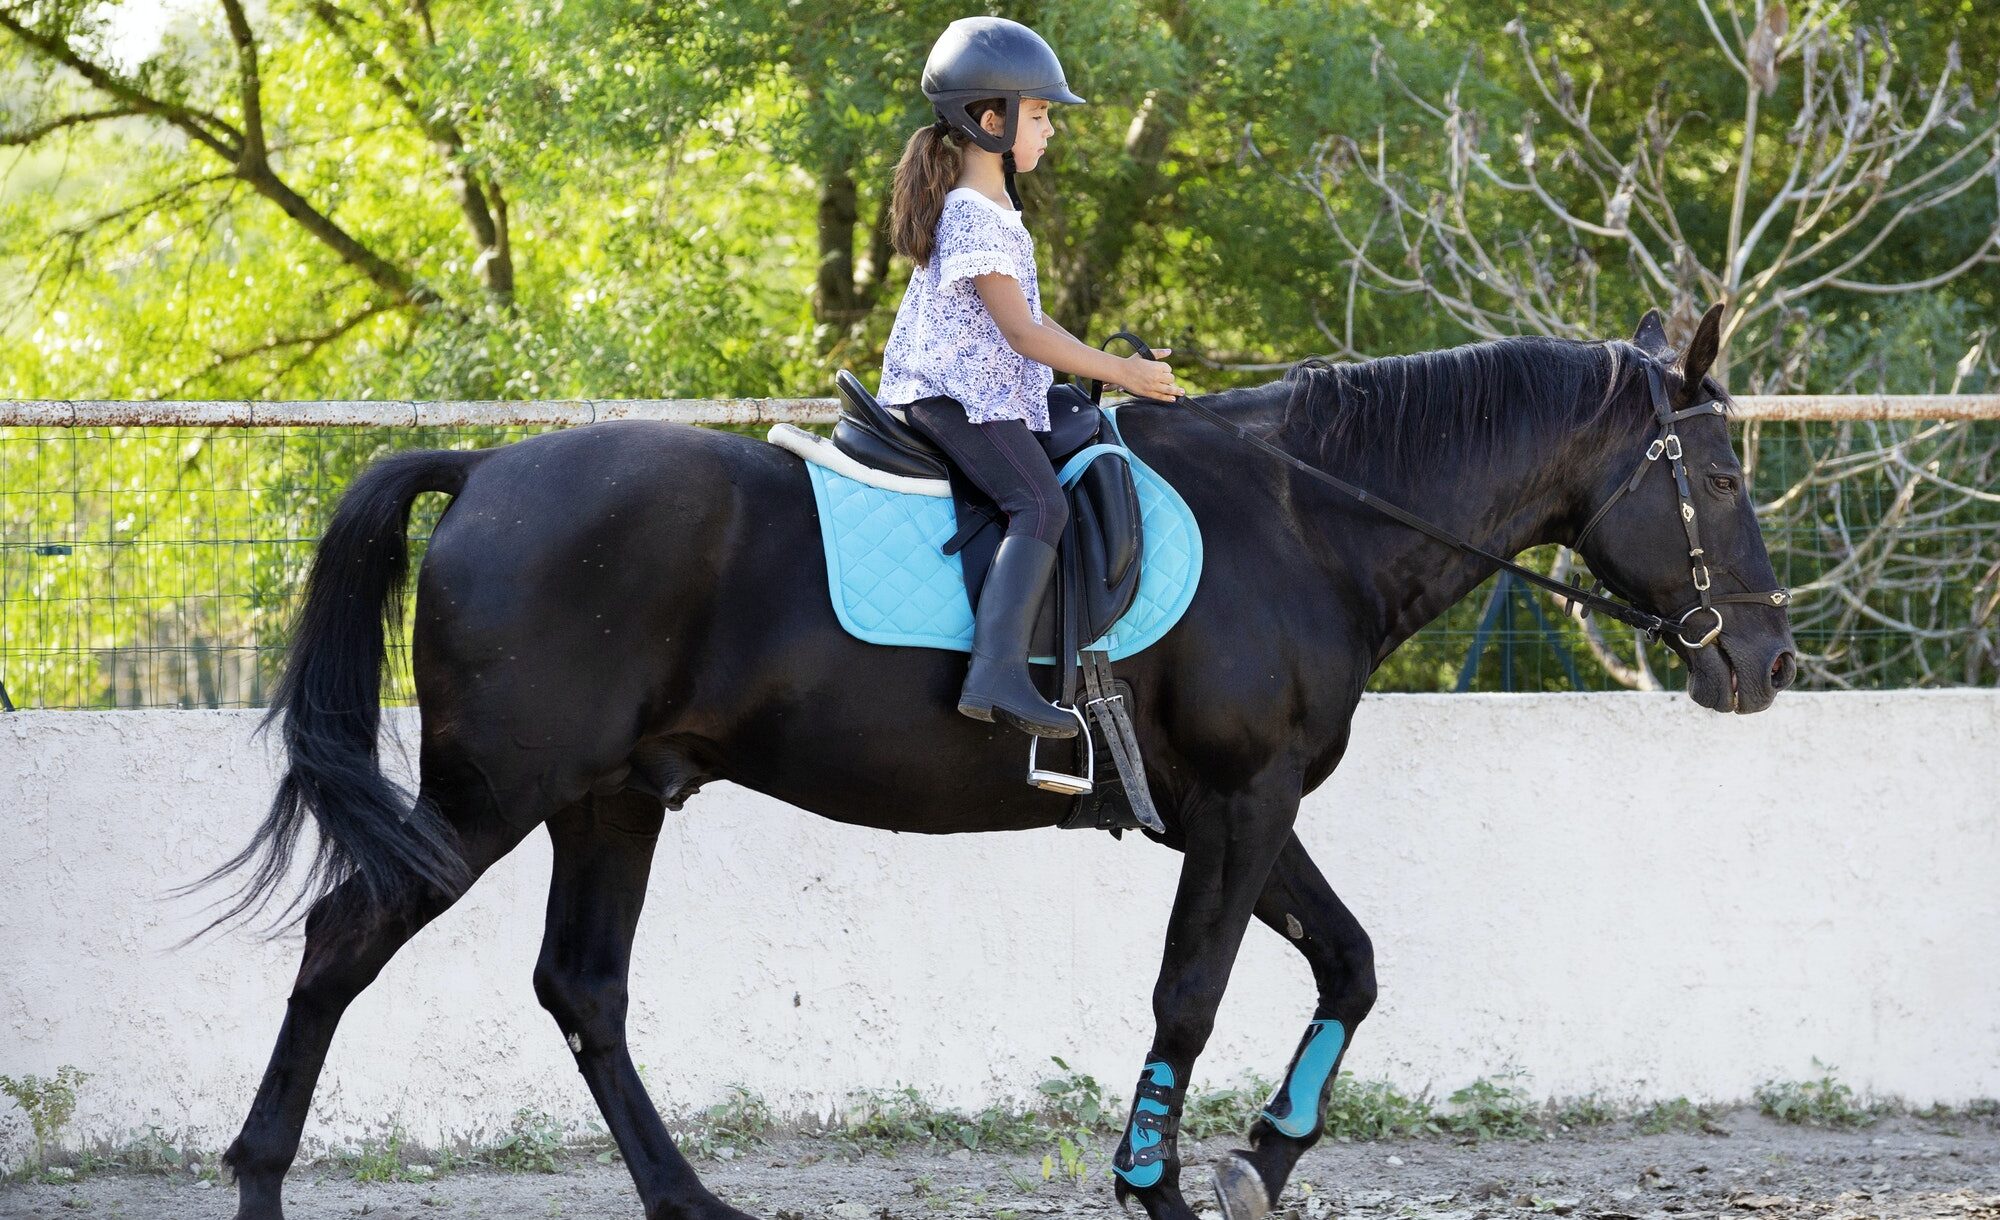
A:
904;396;1069;547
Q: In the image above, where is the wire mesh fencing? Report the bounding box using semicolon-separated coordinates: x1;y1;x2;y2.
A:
2;412;1994;710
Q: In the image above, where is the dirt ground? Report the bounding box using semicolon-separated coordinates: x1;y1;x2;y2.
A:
3;1111;1995;1220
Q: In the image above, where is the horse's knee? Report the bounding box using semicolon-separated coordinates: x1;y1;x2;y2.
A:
1151;977;1224;1063
533;960;628;1050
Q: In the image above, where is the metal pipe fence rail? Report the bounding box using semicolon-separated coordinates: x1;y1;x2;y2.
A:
6;394;2000;427
4;397;1997;710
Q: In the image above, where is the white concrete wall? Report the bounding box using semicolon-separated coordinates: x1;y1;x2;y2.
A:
2;692;1996;1165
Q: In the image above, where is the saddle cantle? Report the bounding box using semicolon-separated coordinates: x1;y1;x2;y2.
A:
831;372;1144;655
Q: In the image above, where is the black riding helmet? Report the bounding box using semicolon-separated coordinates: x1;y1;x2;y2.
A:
922;16;1086;156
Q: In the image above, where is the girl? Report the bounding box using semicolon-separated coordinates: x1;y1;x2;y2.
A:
878;15;1184;740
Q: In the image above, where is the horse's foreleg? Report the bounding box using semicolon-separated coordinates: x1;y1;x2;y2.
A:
534;793;749;1220
226;787;530;1220
1210;832;1376;1220
1112;778;1300;1220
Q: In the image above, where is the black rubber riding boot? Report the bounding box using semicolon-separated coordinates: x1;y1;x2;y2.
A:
957;536;1079;738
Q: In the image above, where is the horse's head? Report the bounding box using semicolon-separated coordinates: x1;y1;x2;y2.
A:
1572;304;1797;713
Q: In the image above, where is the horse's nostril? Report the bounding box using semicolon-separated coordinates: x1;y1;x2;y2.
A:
1771;650;1797;691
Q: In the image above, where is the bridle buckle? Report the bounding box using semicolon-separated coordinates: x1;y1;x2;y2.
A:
1692;562;1711;592
1662;433;1683;461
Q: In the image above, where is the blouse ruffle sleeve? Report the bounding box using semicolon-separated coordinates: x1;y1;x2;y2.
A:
935;198;1018;288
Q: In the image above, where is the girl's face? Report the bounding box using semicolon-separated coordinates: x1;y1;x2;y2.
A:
980;99;1054;172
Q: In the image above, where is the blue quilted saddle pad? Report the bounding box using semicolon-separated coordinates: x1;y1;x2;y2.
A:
803;423;1203;663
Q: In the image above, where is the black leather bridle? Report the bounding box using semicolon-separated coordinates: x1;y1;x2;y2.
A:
1092;332;1790;651
1567;361;1792;648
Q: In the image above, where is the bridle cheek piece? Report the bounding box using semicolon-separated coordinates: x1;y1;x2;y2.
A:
1570;363;1790;651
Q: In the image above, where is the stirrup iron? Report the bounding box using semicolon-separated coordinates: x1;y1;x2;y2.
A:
1027;704;1094;794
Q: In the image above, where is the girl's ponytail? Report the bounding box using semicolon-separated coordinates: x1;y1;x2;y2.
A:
889;100;1003;267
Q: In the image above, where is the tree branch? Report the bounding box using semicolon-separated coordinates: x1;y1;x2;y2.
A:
0;8;244;158
0;105;142;144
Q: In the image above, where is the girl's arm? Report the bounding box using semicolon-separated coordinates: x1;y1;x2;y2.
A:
973;274;1182;401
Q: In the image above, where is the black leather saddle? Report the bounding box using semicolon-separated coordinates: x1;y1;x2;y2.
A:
832;370;1144;657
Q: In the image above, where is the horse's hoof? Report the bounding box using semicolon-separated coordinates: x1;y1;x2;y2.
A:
1212;1151;1271;1220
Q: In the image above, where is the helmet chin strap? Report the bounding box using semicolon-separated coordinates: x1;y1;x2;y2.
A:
935;108;1024;212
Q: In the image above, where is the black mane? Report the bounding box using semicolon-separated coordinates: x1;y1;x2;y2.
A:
1218;336;1662;482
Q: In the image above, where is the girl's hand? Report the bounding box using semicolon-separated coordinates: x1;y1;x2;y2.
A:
1115;349;1185;402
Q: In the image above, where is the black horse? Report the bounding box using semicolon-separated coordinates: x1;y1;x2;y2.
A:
211;306;1794;1220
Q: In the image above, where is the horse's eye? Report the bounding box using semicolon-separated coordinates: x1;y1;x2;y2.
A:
1710;474;1739;495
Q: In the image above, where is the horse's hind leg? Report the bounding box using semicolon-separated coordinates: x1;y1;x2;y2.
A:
225;783;533;1220
534;792;748;1220
1211;831;1377;1220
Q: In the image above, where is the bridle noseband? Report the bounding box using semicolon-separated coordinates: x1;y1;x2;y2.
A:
1569;362;1790;649
1102;332;1790;652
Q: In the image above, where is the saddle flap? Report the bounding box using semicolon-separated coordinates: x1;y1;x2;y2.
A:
1078;451;1142;588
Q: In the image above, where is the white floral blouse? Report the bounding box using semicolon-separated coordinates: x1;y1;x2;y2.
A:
877;186;1054;431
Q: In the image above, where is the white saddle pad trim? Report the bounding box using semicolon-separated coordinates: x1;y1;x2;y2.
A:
767;423;950;498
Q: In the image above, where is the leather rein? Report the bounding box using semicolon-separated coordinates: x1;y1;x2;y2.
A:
1088;332;1790;650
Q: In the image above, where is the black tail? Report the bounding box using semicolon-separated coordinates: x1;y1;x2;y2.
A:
175;447;487;939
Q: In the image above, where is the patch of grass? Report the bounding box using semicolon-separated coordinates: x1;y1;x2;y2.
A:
1;1066;88;1172
679;1087;775;1162
324;1123;459;1183
1034;1057;1116;1132
1633;1096;1726;1135
1913;1098;2000;1123
1323;1079;1441;1140
1436;1077;1542;1140
836;1058;1122;1156
1755;1064;1881;1128
837;1086;974;1151
1179;1074;1274;1142
487;1108;569;1173
1038;1131;1104;1187
1549;1093;1622;1130
349;1125;407;1183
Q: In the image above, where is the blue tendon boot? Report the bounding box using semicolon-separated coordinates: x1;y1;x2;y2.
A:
1214;1019;1348;1220
1112;1060;1179;1203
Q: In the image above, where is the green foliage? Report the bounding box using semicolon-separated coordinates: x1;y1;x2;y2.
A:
677;1086;775;1161
1437;1077;1543;1140
0;1066;87;1170
829;1057;1121;1185
485;1107;569;1173
1178;1074;1275;1142
1039;1131;1102;1186
1634;1096;1726;1135
342;1125;412;1183
1755;1065;1882;1129
1549;1093;1621;1130
1034;1056;1115;1131
1322;1078;1443;1140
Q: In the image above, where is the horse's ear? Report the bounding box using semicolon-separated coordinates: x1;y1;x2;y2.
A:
1631;308;1672;358
1676;302;1726;393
